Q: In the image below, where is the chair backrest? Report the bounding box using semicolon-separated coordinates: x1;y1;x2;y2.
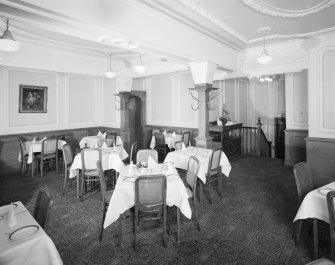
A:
136;149;158;164
152;129;160;137
130;141;138;163
155;132;165;147
106;132;117;144
186;156;200;193
96;161;107;199
33;188;54;229
135;174;166;210
42;138;58;156
174;141;184;151
327;191;335;262
207;147;222;173
182;131;191;147
62;144;73;168
81;148;102;171
293;162;314;203
18;137;27;156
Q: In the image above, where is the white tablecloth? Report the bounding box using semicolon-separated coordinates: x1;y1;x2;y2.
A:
150;133;183;149
0;202;63;265
69;147;127;179
294;182;335;223
164;147;232;184
79;135;123;149
103;164;192;228
18;140;66;164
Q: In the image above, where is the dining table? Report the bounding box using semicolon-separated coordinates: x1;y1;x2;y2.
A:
69;146;128;197
18;139;66;164
164;146;232;183
0;201;63;265
150;133;183;150
294;181;335;259
79;135;123;149
103;163;192;244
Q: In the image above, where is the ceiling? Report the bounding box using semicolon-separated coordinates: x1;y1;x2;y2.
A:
1;0;335;76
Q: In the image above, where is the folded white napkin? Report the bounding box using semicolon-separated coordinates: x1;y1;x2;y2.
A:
147;156;157;168
7;203;17;228
102;141;108;149
102;132;106;139
172;131;176;137
32;137;36;143
168;162;174;173
182;142;186;150
97;131;102;136
163;130;167;135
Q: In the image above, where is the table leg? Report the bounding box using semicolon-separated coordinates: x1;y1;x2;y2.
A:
313;218;318;259
177;207;180;244
31;155;34;178
76;171;80;198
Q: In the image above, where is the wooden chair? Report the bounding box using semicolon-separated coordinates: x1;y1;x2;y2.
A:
203;147;222;204
306;258;335;265
152;129;160;137
96;160;114;241
136;149;158;164
80;148;102;201
106;132;117;145
174;141;184;151
133;174;167;251
182;131;191;147
155;132;167;162
35;138;59;178
327;191;335;262
61;144;74;195
181;156;201;232
293;162;314;244
18;137;29;175
33;188;54;230
129;141;138;164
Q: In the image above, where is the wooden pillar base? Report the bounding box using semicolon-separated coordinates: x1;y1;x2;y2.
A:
194;137;213;149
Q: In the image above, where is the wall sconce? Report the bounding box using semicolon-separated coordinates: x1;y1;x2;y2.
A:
188;88;221;111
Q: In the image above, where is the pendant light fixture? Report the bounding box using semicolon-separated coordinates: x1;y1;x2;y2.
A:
0;19;20;52
257;27;272;65
105;53;116;78
134;53;146;74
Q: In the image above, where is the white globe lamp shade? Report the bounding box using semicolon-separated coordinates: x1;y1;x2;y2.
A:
257;48;272;64
134;65;146;74
105;70;116;78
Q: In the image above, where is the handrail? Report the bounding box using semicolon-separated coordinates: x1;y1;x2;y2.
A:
241;117;271;157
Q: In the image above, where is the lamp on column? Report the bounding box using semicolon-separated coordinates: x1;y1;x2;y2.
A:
0;19;20;52
257;27;272;65
134;53;146;74
105;53;116;78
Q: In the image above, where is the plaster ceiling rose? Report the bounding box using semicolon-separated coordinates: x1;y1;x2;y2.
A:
240;0;335;17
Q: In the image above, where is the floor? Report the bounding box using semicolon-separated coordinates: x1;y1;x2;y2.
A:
0;156;331;265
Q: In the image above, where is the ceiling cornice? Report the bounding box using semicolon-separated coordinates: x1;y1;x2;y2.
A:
240;0;335;18
176;0;247;43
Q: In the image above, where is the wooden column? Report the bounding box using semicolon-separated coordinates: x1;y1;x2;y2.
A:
115;92;132;152
191;83;218;148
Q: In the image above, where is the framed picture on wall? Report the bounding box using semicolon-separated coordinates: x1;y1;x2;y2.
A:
19;85;48;113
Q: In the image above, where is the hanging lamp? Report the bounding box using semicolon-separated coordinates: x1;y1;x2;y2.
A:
134;53;146;74
105;53;116;78
257;27;272;65
0;19;20;52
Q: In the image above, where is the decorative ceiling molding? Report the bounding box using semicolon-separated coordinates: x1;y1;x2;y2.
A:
177;0;247;43
240;0;335;18
247;26;335;44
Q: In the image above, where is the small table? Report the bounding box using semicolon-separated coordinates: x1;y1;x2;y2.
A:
79;136;123;149
294;182;335;259
164;147;232;183
103;164;191;244
69;147;128;197
150;133;182;149
0;201;63;265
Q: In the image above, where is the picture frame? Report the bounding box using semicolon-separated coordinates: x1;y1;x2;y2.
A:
19;85;48;113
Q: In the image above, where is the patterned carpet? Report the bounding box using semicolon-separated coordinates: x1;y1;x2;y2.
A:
0;156;331;265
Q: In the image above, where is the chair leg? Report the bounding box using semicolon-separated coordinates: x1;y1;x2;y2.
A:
134;209;138;251
198;180;203;203
40;160;43;178
62;170;67;195
294;220;303;245
193;199;201;231
99;204;106;241
32;158;35;178
217;168;223;197
80;173;85;202
56;155;59;173
163;206;167;248
207;181;213;204
117;216;122;247
313;218;318;260
19;160;24;175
